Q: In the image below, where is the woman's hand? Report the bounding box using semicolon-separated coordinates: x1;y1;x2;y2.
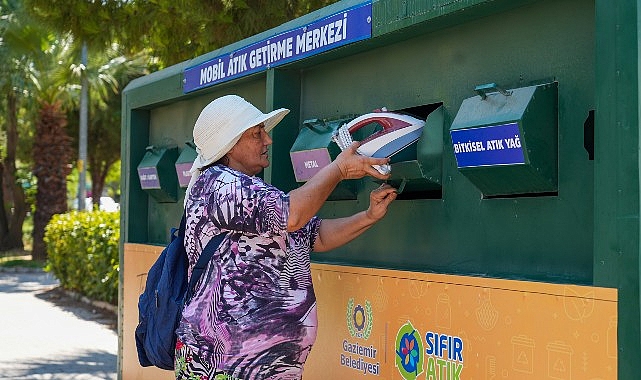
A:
313;183;398;252
333;142;391;180
288;143;392;232
365;183;398;221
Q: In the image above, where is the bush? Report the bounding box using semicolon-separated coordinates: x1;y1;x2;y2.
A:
44;211;119;304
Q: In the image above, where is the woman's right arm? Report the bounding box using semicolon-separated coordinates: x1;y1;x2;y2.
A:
287;142;391;231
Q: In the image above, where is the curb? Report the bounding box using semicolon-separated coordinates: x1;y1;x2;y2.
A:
0;267;117;314
60;288;118;314
0;266;46;274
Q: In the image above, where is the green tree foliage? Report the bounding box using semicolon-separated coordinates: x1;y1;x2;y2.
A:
23;0;122;51
123;0;340;66
2;0;340;264
0;0;48;250
24;0;339;68
2;1;145;257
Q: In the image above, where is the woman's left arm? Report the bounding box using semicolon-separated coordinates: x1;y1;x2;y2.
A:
313;184;397;252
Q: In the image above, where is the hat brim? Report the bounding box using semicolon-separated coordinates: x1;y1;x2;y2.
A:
227;107;290;147
261;108;290;133
192;107;290;171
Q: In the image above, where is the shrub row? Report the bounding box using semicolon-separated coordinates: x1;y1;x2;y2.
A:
44;211;119;304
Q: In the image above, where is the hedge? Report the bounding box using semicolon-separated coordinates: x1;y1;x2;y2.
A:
44;210;119;304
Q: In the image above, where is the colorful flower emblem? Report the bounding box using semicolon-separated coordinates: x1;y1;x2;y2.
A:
399;333;419;371
395;321;424;380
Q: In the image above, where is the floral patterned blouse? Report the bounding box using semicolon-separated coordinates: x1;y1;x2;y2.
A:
176;165;320;379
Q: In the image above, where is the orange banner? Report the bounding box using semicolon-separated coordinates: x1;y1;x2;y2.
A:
304;264;617;380
122;246;617;380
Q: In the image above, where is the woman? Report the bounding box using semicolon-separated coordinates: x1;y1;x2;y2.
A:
175;95;397;380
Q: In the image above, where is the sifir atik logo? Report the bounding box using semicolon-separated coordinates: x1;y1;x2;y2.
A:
395;322;465;380
424;331;464;379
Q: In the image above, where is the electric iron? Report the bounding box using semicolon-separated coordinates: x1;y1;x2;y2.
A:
332;110;425;174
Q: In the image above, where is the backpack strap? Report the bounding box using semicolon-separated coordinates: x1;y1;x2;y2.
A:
183;222;227;303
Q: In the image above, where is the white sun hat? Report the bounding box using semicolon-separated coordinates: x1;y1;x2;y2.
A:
185;95;289;201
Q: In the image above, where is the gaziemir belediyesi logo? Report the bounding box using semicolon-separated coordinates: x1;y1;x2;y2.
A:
347;298;372;339
340;298;380;375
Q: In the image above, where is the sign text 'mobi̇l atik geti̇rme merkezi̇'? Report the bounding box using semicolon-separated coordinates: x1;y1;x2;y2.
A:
183;2;373;93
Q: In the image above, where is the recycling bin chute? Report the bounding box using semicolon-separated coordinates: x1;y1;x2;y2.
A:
450;81;558;197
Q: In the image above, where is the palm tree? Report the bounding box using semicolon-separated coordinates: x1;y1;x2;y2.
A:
22;0;151;212
28;35;77;260
2;2;79;260
66;44;150;207
3;2;149;259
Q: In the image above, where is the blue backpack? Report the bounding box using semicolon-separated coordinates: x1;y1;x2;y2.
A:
135;215;226;370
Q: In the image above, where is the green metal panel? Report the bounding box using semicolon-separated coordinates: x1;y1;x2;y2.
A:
175;141;197;188
121;108;150;244
594;0;641;376
289;117;348;159
371;0;538;41
119;0;597;277
304;0;594;284
143;80;269;244
264;69;303;193
288;104;444;198
120;0;598;286
175;142;197;166
121;73;268;244
122;62;187;108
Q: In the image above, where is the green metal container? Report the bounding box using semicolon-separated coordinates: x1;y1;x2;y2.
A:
450;82;558;197
289;116;359;200
136;145;179;203
175;141;197;188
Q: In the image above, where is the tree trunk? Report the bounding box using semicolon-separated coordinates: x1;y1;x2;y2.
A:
0;92;27;250
0;162;9;240
0;91;27;251
90;168;105;208
89;155;115;208
31;102;73;261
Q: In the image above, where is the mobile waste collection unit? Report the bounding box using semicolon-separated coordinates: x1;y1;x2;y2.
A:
120;0;639;378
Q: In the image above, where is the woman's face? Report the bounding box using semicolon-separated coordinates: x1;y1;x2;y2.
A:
226;124;273;176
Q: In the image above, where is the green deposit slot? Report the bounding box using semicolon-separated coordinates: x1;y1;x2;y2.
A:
175;141;197;188
450;82;558;197
136;145;178;203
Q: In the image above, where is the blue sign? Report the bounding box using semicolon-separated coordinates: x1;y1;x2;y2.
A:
450;123;525;168
183;2;372;93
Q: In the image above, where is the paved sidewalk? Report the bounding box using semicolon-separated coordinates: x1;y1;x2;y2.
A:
0;270;117;379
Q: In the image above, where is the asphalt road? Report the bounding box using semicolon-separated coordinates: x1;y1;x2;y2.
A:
0;269;118;379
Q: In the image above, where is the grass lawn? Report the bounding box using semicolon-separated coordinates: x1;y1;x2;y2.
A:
0;249;45;269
